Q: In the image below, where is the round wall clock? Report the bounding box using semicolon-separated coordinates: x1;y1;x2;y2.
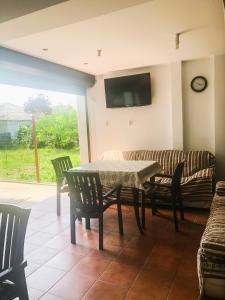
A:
191;76;208;92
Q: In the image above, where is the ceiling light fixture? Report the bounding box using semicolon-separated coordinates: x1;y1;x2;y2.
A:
42;48;48;51
83;62;88;65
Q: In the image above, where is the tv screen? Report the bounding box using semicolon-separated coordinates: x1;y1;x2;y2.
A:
104;73;151;108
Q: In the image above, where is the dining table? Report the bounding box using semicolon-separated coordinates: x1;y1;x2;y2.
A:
69;159;162;234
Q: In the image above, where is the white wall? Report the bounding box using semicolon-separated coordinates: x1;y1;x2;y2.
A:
182;58;215;153
87;65;173;160
213;54;225;180
87;54;225;178
170;61;183;150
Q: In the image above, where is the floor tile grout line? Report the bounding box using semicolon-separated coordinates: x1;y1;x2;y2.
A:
35;265;73;300
122;243;155;299
6;189;207;300
34;245;114;300
80;247;124;300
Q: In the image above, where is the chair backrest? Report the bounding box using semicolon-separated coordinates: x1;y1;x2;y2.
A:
64;171;103;215
51;156;73;180
171;161;185;193
0;204;30;273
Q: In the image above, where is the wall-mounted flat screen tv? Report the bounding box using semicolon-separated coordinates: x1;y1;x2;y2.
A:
104;73;151;108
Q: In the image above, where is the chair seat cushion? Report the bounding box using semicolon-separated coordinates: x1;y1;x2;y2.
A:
0;281;17;300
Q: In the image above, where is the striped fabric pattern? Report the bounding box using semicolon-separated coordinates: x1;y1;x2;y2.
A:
198;186;225;293
181;167;213;204
122;151;137;161
201;198;225;261
216;181;225;197
135;150;185;175
184;151;215;177
101;149;215;207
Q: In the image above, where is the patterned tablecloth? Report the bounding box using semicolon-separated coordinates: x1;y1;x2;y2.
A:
70;160;162;189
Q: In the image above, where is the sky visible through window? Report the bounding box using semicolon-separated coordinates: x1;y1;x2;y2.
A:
0;84;78;108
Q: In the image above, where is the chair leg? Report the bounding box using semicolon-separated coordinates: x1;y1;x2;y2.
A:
99;214;104;250
150;177;157;216
172;199;179;232
151;197;157;216
179;197;184;220
57;188;61;216
86;218;91;230
132;188;144;235
117;201;123;235
141;191;146;229
116;187;123;235
70;212;76;244
15;269;29;300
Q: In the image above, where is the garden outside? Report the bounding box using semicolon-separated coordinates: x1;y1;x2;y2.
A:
0;96;80;183
0;147;80;182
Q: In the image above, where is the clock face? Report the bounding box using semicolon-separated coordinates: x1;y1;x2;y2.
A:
191;76;207;92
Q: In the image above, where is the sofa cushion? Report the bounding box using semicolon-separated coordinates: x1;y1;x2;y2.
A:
216;181;225;197
200;195;225;263
122;151;137;161
101;149;215;208
198;192;225;298
134;150;185;176
184;151;215;177
180;168;213;203
102;149;215;178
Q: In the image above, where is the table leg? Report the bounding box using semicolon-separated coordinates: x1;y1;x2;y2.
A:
150;176;158;215
141;190;146;229
132;188;144;234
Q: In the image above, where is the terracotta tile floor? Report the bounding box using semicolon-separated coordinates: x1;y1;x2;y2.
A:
1;182;209;300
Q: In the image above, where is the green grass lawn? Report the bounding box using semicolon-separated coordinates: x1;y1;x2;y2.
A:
0;147;80;182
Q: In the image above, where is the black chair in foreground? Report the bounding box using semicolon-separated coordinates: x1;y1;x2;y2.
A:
64;171;123;250
51;156;73;216
0;204;31;300
144;161;185;232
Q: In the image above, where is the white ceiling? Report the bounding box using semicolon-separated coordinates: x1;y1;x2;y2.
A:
1;0;225;75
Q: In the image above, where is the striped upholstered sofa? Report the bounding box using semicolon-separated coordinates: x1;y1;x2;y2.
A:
198;181;225;299
102;150;215;208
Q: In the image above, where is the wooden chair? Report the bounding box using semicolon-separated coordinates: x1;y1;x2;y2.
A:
64;171;123;250
51;156;73;216
0;204;31;300
144;161;185;232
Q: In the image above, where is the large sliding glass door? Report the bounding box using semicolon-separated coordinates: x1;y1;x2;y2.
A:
0;84;84;183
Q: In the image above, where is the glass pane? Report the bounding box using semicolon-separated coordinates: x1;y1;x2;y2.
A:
0;84;80;183
0;102;36;181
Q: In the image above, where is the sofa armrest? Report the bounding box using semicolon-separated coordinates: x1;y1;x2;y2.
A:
182;167;214;184
216;181;225;197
